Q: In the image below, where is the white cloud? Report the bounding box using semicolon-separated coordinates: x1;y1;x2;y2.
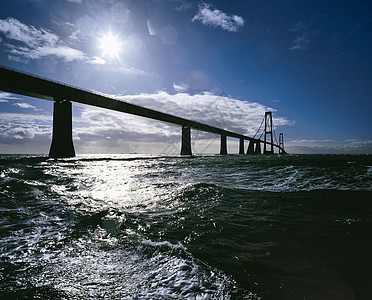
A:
0;113;52;142
13;103;37;109
3;93;371;154
89;56;106;65
118;66;158;77
0;18;87;62
192;3;244;32
285;139;372;154
0;92;22;102
98;91;290;137
0;92;291;154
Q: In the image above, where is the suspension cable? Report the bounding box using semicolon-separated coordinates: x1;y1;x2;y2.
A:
253;116;265;138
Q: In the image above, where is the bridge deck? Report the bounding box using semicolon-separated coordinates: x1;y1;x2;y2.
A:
0;65;285;152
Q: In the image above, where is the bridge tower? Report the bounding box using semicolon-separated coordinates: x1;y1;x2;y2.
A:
49;99;75;158
264;112;274;154
279;133;284;154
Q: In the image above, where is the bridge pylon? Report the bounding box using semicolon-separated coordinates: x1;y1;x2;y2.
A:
279;133;285;154
255;141;261;154
220;135;227;155
49;99;75;158
264;112;274;154
180;125;192;155
239;138;244;154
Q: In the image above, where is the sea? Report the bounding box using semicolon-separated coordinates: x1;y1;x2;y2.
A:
0;154;371;299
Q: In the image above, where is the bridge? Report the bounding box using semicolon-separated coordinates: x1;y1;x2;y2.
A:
0;65;286;157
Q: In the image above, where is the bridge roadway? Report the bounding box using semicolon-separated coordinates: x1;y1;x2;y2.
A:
0;65;286;156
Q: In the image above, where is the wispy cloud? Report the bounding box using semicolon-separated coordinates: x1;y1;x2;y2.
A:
288;34;310;51
89;56;106;65
0;92;22;103
176;1;193;12
0;18;87;62
13;103;37;109
288;21;311;51
192;3;244;32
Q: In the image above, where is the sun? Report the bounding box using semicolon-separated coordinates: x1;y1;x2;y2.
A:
99;32;123;59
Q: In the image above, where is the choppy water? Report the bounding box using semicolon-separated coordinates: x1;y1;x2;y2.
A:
1;154;372;299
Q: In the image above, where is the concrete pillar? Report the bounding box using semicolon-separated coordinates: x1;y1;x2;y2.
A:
180;125;192;155
247;140;255;154
239;138;244;154
220;135;227;155
255;141;261;155
49;99;75;158
279;133;284;154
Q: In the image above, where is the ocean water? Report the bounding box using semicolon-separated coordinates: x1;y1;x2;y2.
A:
0;154;371;299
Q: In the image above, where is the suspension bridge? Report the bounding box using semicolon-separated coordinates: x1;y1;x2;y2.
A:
0;65;286;157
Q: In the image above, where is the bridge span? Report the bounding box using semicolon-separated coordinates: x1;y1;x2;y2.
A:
0;65;286;157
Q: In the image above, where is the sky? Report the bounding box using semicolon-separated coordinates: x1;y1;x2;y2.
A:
1;0;372;154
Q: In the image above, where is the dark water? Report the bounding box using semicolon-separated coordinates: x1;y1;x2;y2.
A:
1;154;371;299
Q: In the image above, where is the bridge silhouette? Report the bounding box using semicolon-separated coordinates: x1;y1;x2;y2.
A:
0;65;286;157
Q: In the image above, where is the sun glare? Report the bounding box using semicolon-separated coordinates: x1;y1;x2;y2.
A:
99;32;123;59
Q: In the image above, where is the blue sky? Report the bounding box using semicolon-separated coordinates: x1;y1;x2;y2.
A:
1;0;372;154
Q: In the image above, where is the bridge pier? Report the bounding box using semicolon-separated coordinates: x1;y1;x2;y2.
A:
220;135;227;155
49;99;75;158
247;140;255;154
239;138;244;154
279;133;285;154
180;125;192;155
255;141;261;154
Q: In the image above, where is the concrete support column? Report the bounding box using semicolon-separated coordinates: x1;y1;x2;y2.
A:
239;138;244;154
247;140;255;154
255;141;261;155
180;125;192;155
220;135;227;155
49;99;75;158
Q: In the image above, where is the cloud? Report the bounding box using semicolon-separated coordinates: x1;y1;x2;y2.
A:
119;66;158;77
0;18;87;62
176;1;193;12
0;113;52;142
0;92;290;154
89;56;106;65
13;103;37;109
68;91;289;154
0;92;22;103
285;139;372;154
288;33;310;51
288;18;325;51
192;3;244;32
99;91;290;136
